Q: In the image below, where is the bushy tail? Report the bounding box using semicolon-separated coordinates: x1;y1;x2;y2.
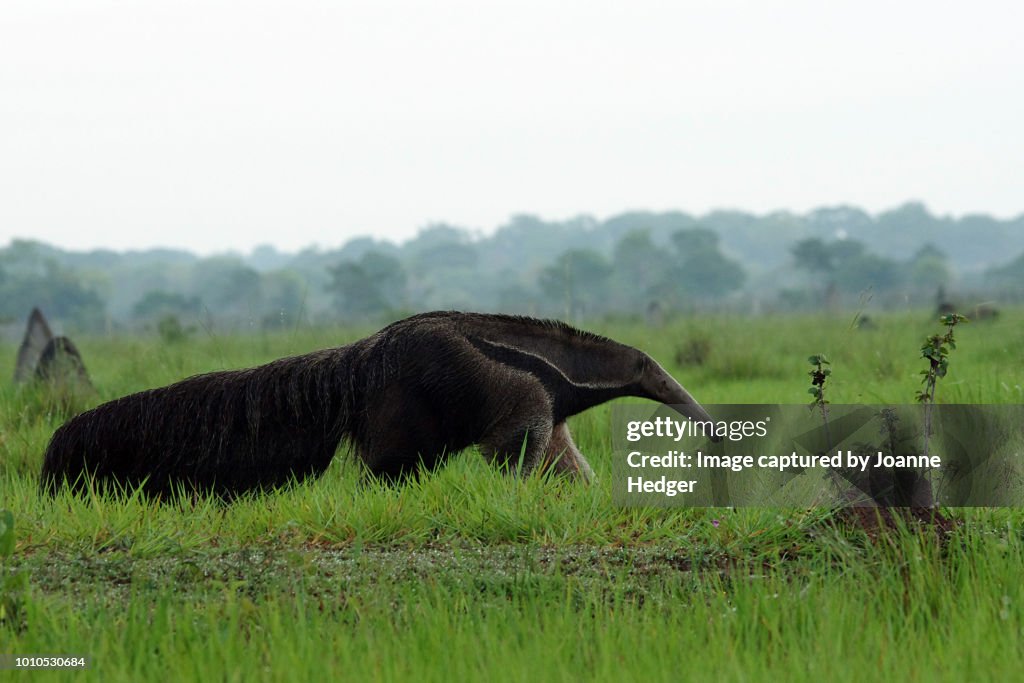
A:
39;418;89;495
37;345;360;498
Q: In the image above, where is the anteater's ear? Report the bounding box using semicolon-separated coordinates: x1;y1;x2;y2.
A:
14;308;54;384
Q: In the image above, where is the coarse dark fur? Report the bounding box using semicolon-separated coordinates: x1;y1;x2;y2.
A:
40;311;716;498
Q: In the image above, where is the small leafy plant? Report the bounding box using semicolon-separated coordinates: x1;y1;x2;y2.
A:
807;353;832;445
808;353;846;501
916;313;968;505
916;313;969;405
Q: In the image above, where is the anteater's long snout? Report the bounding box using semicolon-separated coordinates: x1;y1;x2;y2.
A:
641;360;722;441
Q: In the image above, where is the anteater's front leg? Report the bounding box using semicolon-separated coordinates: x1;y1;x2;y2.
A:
478;378;554;476
543;422;595;483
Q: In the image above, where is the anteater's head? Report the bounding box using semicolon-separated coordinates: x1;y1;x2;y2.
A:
634;351;722;441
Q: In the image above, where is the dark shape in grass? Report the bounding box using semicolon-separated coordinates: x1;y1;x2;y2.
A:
40;311;718;498
14;308;54;384
674;335;711;367
833;507;959;544
13;308;96;413
36;336;92;387
972;303;999;321
937;300;998;322
853;314;876;330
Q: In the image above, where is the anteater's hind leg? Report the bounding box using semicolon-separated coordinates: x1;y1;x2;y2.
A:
358;385;448;483
542;422;595;483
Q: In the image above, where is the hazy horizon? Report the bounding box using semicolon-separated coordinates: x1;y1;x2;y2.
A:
3;0;1022;255
3;200;1023;258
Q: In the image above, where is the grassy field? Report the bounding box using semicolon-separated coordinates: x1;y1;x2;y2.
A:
1;311;1023;681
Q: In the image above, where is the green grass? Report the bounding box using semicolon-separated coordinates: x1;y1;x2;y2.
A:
1;311;1023;680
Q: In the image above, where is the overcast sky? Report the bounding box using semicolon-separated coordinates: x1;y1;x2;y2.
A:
2;0;1021;254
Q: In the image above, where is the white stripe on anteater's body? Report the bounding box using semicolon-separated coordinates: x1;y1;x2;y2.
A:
40;311;714;498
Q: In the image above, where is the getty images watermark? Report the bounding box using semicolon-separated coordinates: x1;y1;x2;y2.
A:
612;404;1024;507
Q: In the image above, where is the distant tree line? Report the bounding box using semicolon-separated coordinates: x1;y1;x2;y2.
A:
1;202;1023;333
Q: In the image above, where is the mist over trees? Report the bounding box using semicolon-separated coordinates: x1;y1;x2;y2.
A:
1;202;1022;334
